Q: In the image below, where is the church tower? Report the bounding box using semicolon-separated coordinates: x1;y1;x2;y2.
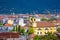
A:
29;15;37;27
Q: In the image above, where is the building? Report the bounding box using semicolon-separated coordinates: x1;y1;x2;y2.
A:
7;19;13;25
28;34;35;40
29;16;56;35
38;14;43;20
33;22;56;35
19;18;26;26
52;20;60;28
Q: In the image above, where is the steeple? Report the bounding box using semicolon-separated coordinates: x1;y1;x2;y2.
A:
29;15;37;27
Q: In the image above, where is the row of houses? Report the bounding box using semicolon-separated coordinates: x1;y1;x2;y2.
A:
0;14;60;35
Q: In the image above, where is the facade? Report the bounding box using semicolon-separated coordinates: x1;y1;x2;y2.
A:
19;18;26;26
7;19;13;25
29;16;57;35
0;14;59;36
33;22;56;35
52;20;60;29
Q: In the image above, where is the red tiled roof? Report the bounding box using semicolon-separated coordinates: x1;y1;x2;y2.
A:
56;20;60;23
0;16;4;19
4;24;12;26
37;21;56;27
44;14;53;18
0;32;19;38
52;20;60;23
8;15;18;18
51;20;60;25
38;14;43;17
29;34;35;38
20;26;25;28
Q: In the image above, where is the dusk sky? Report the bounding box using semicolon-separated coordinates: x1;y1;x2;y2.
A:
0;0;60;14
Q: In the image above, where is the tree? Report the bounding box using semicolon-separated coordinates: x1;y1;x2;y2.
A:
46;32;57;40
13;25;20;32
48;18;56;22
0;21;3;26
57;28;60;33
28;27;34;35
33;35;39;40
39;36;46;40
39;32;57;40
41;18;48;21
10;25;25;35
19;28;25;35
9;25;20;32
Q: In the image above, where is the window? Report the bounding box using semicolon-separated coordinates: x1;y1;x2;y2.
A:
30;17;32;22
45;32;47;34
34;19;35;21
50;28;54;30
50;28;52;30
37;32;39;34
33;18;36;22
40;32;42;34
38;28;41;30
45;28;48;30
31;18;33;21
30;23;32;25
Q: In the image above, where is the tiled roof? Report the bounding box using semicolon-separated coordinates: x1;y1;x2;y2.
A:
51;20;60;25
38;14;43;17
8;15;18;18
37;21;56;27
29;34;35;38
4;24;12;26
52;20;60;23
0;16;4;19
0;32;19;38
46;15;51;18
20;26;26;28
56;20;60;23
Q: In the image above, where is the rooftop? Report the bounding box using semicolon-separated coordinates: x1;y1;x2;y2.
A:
37;21;56;27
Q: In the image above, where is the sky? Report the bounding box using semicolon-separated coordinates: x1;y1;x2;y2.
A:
0;0;60;14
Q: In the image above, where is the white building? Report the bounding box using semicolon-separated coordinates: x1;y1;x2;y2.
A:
7;19;13;25
34;14;41;22
19;18;26;26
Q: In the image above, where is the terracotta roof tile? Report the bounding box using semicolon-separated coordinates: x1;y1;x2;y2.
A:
52;20;60;23
0;16;4;19
8;16;18;18
38;14;43;17
4;24;12;26
46;15;51;18
37;22;56;27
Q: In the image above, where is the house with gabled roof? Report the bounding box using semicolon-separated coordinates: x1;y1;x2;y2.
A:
33;21;56;35
29;15;57;35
